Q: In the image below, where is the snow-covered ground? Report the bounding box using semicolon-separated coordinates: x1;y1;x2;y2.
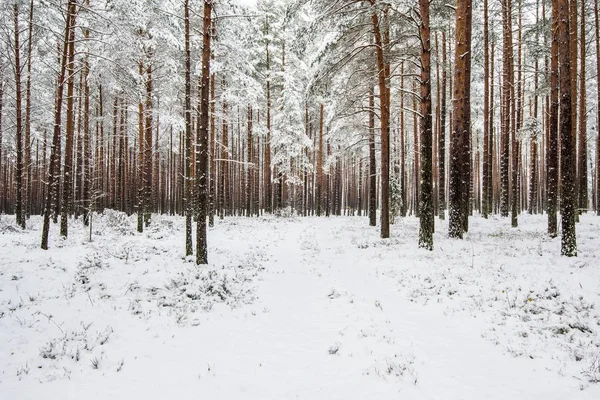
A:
1;211;599;399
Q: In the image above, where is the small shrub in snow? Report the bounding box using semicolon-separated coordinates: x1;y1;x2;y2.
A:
583;353;600;383
328;343;340;355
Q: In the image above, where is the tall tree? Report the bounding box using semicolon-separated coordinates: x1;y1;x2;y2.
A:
548;0;559;237
500;0;513;219
578;0;587;213
482;0;490;219
368;86;377;226
196;0;212;265
557;0;577;256
13;3;25;229
59;0;78;238
184;0;193;256
418;0;433;250
370;1;391;239
449;0;473;239
41;0;76;249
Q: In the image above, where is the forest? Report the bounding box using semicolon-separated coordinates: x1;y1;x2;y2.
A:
1;0;600;398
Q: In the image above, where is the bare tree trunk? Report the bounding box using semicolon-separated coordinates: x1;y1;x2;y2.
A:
511;0;522;227
548;0;559;237
13;3;25;229
184;0;193;256
400;62;407;218
264;18;272;214
246;105;253;216
42;0;75;249
137;60;145;233
439;31;447;220
371;3;391;238
368;86;377;226
558;0;577;256
59;0;78;237
482;0;490;218
578;0;587;213
317;104;324;216
209;71;215;225
449;0;473;238
144;59;153;226
418;0;433;250
500;0;513;219
24;0;34;219
196;0;212;265
82;3;91;225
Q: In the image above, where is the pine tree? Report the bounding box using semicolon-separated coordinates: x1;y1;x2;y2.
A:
196;0;212;265
418;0;433;250
557;0;577;256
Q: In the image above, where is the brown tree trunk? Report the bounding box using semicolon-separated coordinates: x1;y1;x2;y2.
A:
418;0;433;250
184;0;193;256
13;3;25;229
449;0;473;238
59;0;78;237
500;0;513;219
368;86;377;226
558;0;577;255
483;0;490;218
82;7;91;225
264;17;272;214
42;0;75;249
548;0;559;237
370;2;391;238
24;0;34;219
196;0;212;265
144;59;153;226
578;0;587;212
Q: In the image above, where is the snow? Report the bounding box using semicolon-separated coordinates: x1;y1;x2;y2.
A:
1;212;600;399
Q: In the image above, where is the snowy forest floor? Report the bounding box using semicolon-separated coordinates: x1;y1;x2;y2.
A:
1;212;600;399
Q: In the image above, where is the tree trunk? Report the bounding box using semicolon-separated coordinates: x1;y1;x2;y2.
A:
264;17;272;214
371;3;391;238
59;0;78;237
184;0;193;256
500;0;513;219
13;3;25;229
548;0;559;237
578;0;587;213
449;0;473;239
196;0;212;265
557;0;577;256
368;86;377;226
144;59;153;226
41;0;76;249
418;0;433;250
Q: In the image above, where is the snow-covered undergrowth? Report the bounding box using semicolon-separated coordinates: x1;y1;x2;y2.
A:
1;212;599;399
0;212;271;389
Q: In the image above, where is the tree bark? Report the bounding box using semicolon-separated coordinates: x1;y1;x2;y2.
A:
184;0;193;256
548;0;559;237
368;86;377;226
418;0;433;250
449;0;473;239
557;0;577;256
13;3;25;229
196;0;212;265
41;0;76;249
59;0;78;237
